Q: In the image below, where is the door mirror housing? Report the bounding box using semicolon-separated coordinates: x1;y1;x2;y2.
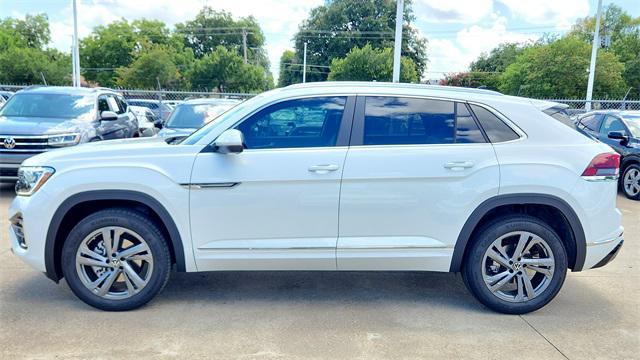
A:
608;131;628;142
213;129;244;154
153;118;163;129
100;110;118;121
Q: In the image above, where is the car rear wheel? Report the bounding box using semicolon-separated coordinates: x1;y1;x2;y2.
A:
462;215;568;314
61;208;171;311
621;164;640;200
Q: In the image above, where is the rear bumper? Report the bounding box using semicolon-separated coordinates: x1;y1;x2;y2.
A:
591;240;623;269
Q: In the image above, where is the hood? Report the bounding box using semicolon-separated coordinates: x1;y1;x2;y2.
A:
22;136;197;167
0;115;92;135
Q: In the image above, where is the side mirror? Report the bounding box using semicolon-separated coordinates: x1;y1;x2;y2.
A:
153;119;163;129
608;131;628;142
100;111;118;121
213;129;244;154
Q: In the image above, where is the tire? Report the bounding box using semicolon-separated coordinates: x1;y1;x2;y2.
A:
61;208;171;311
621;164;640;200
462;215;568;314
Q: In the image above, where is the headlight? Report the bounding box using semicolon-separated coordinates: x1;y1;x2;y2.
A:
15;166;55;196
48;133;81;147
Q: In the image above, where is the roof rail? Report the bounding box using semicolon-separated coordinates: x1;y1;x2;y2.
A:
283;81;504;96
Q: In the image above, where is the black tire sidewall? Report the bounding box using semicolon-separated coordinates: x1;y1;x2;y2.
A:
622;164;640;200
61;209;171;311
463;216;568;314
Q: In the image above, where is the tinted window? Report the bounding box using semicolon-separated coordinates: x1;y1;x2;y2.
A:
470;105;519;142
237;97;346;149
456;103;485;143
578;114;602;132
97;96;110;112
0;93;95;120
622;115;640;137
363;97;456;145
601;115;626;134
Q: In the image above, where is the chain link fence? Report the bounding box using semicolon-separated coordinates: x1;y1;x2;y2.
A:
1;84;638;113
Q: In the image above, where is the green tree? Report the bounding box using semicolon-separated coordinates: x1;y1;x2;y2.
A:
0;14;50;49
115;46;190;89
278;50;299;87
175;8;269;68
499;36;627;98
80;21;138;87
470;43;530;73
188;45;272;93
570;4;640;96
328;44;417;83
439;71;501;90
0;47;70;85
292;0;427;82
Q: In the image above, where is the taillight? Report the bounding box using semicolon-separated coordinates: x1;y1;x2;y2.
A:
581;153;620;178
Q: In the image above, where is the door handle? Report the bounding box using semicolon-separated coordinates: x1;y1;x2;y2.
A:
308;164;340;174
443;161;475;171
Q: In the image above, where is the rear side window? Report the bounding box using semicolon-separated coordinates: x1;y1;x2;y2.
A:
456;103;485;143
469;104;519;143
362;97;485;145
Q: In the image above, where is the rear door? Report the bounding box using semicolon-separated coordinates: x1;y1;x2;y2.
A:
337;96;500;271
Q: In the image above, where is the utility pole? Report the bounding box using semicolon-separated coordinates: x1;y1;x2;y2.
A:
392;0;404;83
586;0;602;111
242;28;248;64
72;0;81;87
303;42;307;83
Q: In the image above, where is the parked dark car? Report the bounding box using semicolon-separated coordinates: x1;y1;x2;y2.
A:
576;110;640;200
0;86;138;182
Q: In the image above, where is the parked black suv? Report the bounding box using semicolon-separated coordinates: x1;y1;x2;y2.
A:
576;110;640;200
0;86;138;182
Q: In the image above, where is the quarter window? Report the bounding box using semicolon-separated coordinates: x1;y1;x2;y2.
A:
237;97;346;149
469;104;519;142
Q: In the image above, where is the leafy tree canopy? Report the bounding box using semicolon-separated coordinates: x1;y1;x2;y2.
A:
291;0;427;83
328;44;418;83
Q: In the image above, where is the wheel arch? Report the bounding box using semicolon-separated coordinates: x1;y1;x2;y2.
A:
45;190;186;282
450;193;586;273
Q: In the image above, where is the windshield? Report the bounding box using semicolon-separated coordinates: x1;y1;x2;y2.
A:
0;93;95;119
166;103;236;129
623;115;640;137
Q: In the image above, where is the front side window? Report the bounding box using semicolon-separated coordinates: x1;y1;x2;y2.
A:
469;104;520;142
362;97;484;145
600;115;626;135
236;97;346;149
622;115;640;137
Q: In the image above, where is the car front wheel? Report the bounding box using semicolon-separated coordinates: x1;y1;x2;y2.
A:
462;215;568;314
61;208;171;311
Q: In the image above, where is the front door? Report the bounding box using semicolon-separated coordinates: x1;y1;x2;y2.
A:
189;96;354;271
337;96;500;271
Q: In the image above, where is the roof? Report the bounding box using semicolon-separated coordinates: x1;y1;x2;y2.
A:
16;85;117;95
583;110;640;117
181;98;242;105
284;81;504;96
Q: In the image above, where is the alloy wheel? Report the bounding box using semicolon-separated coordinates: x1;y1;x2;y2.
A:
75;226;154;300
623;168;640;197
482;231;555;303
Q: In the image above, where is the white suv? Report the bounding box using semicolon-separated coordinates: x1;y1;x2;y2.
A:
9;82;624;313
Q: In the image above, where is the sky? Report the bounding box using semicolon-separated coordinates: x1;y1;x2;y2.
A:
2;0;639;82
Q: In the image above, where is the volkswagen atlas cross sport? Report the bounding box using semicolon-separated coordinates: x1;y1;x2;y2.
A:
9;82;624;314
